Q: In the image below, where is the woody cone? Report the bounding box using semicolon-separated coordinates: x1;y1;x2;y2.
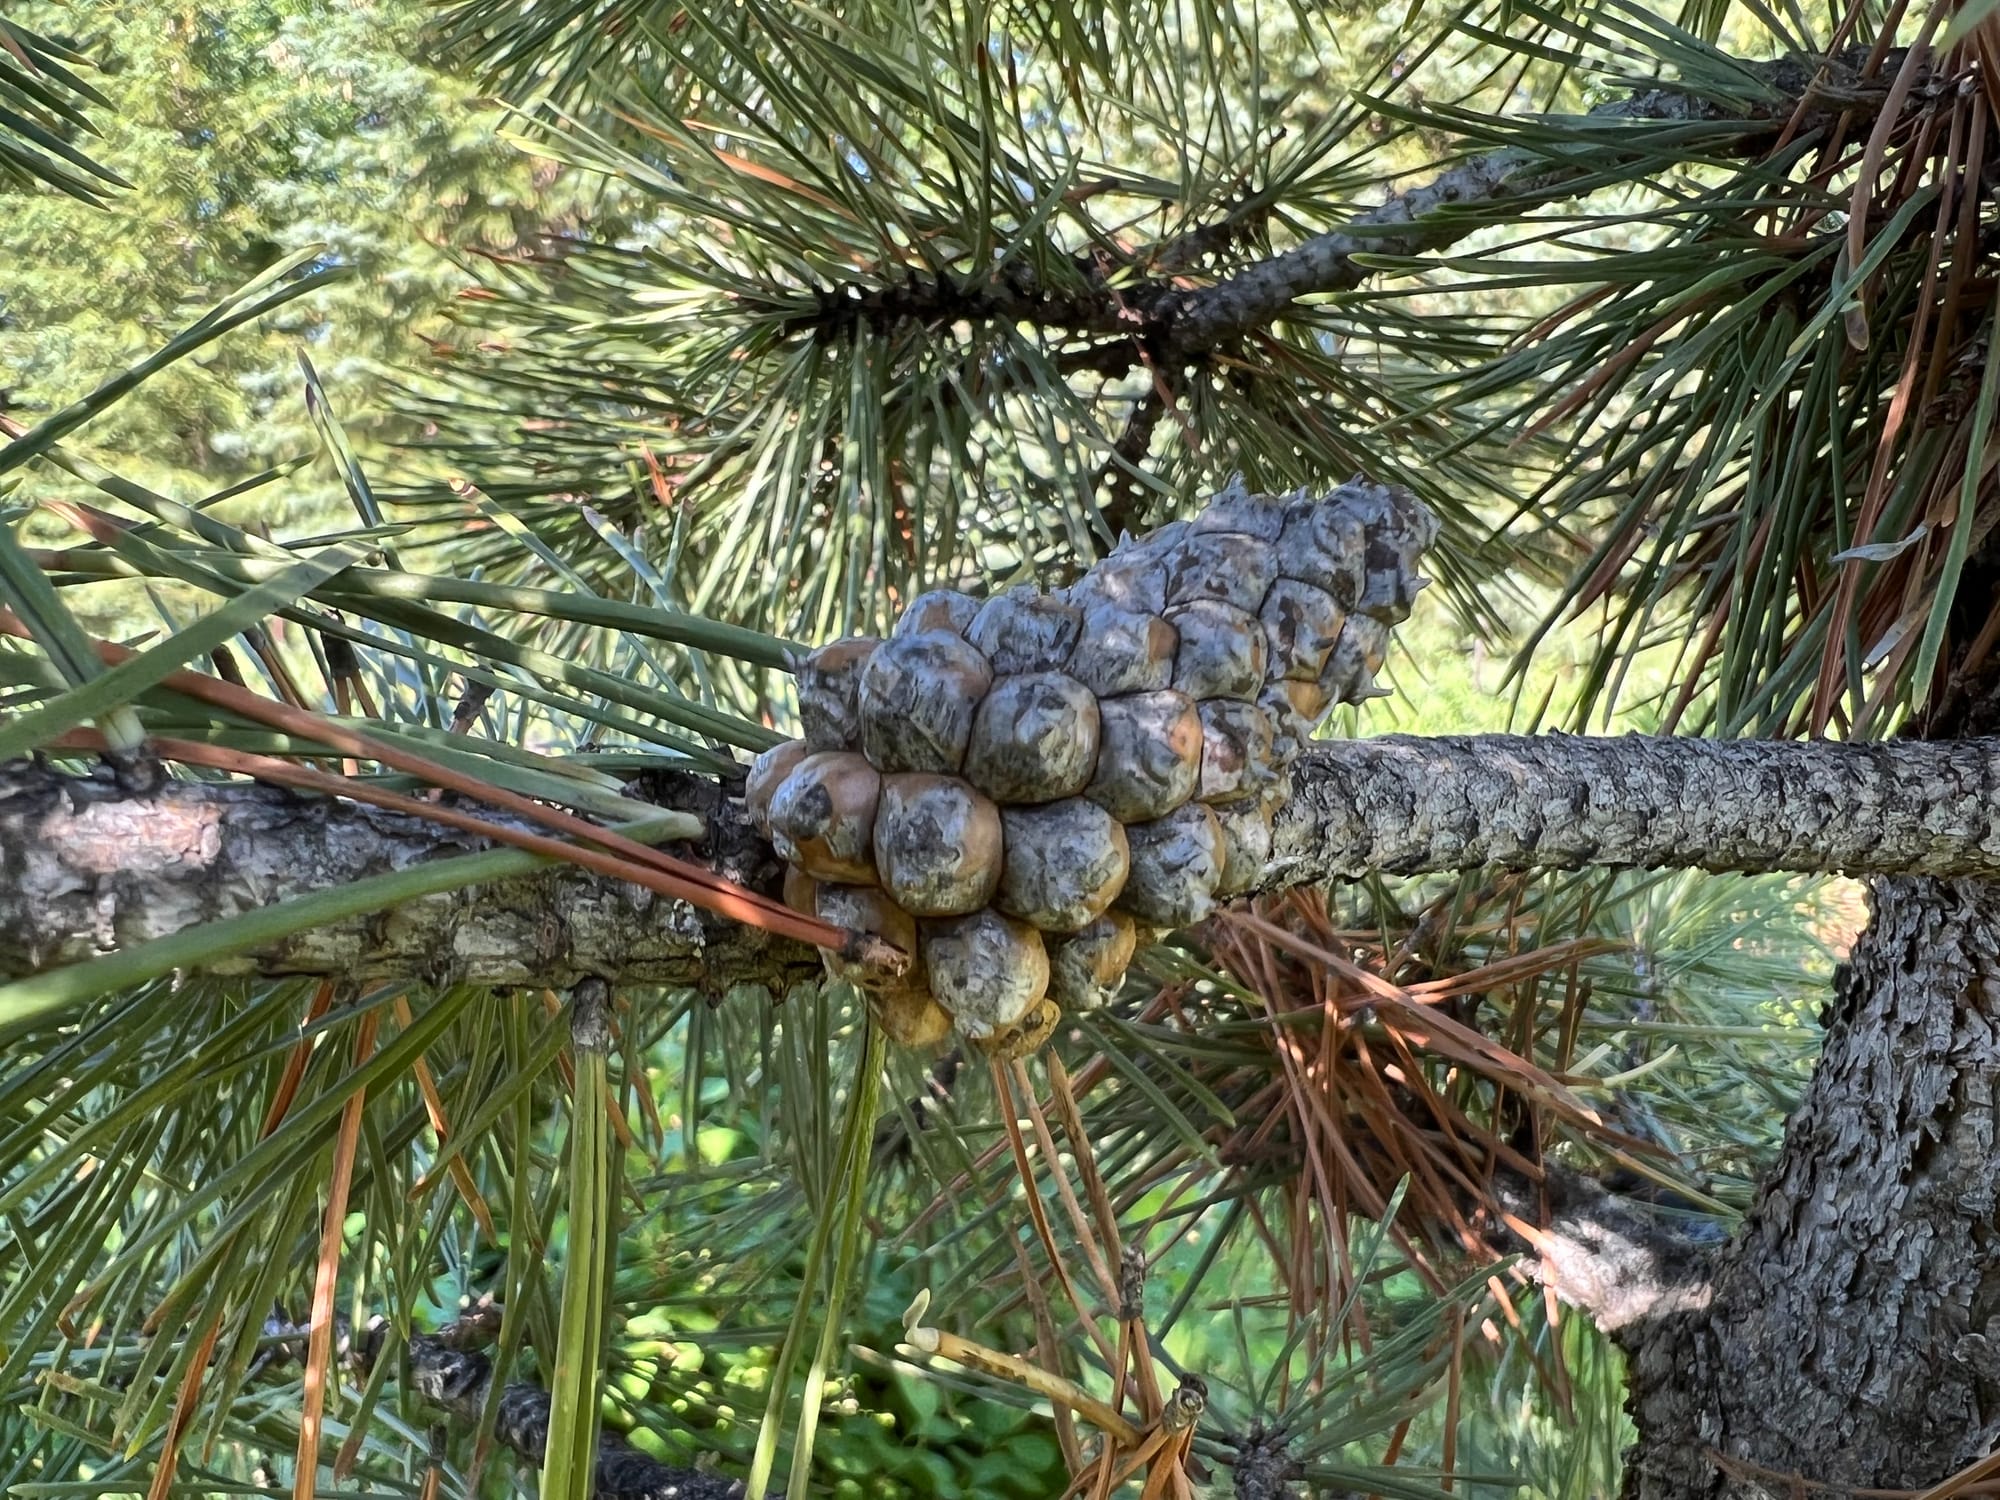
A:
745;479;1438;1056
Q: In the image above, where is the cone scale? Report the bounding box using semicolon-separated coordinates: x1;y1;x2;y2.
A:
747;479;1437;1054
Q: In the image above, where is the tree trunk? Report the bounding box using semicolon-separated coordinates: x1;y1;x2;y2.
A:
1604;553;2000;1495
1617;875;2000;1496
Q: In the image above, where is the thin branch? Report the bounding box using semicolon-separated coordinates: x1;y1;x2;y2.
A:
1154;47;1918;355
780;260;1129;343
774;48;1920;369
1093;384;1170;541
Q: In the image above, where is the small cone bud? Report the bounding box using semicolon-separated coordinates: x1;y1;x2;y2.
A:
1261;578;1346;682
859;631;994;773
873;773;1005;917
1170;600;1268;701
1196;700;1276;804
1047;912;1138;1012
1087;690;1202;822
895;589;982;638
746;739;810;836
967;589;1084;673
1066;603;1177;697
1212;798;1276;897
797;637;880;751
815;884;949;1047
768;751;880;884
995;799;1130;932
1164;531;1273;613
963;672;1101;803
922;910;1050;1040
1117;802;1224;927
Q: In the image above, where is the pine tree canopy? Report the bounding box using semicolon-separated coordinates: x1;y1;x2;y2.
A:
5;1;2000;1497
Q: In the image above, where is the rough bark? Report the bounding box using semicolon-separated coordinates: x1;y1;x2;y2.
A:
17;732;2000;991
0;758;819;994
1594;521;2000;1496
1618;877;2000;1497
1276;732;2000;883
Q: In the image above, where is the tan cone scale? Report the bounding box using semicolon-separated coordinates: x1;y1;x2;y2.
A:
745;478;1437;1054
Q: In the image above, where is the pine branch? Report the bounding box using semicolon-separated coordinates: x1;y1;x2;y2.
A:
10;729;2000;994
775;47;1919;371
1153;47;1918;356
1272;731;2000;885
781;261;1130;344
0;757;818;995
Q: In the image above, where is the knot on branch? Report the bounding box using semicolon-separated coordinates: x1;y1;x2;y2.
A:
1495;1165;1719;1336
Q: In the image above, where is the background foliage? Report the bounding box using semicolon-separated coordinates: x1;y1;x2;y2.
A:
2;0;628;516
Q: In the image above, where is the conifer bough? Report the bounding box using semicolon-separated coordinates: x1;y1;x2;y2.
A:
17;479;2000;1004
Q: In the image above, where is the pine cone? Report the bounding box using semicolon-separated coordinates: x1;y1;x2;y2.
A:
747;478;1437;1053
